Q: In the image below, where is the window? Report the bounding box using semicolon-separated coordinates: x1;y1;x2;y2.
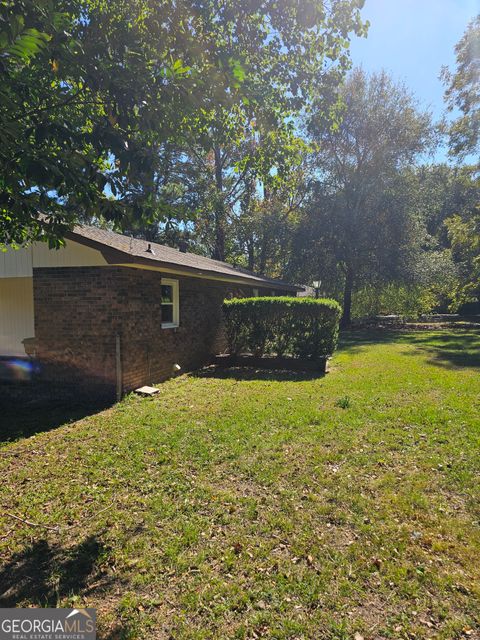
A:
161;278;179;328
252;288;259;297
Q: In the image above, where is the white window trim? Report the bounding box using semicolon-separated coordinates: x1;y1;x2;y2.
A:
161;278;179;328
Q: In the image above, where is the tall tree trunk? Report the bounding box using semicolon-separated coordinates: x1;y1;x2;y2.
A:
212;145;225;261
341;264;354;328
258;233;268;275
263;182;270;201
247;238;255;271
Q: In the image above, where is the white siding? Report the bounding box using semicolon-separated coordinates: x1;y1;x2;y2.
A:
0;246;33;278
32;239;107;268
0;239;107;356
0;239;107;278
0;277;35;356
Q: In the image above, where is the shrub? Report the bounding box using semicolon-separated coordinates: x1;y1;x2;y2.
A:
351;283;437;320
223;297;342;360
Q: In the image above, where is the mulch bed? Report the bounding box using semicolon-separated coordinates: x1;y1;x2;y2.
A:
213;353;328;373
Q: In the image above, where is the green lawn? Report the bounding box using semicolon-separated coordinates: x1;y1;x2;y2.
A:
1;330;479;640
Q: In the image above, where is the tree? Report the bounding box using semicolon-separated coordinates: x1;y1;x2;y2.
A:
441;14;480;158
123;0;368;261
1;0;241;246
0;3;150;242
444;209;480;310
440;16;479;310
230;143;311;275
4;0;368;248
298;69;434;326
407;164;479;241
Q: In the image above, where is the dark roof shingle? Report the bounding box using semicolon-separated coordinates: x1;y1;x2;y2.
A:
68;225;301;292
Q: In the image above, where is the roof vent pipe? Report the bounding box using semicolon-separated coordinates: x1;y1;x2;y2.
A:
178;239;188;253
145;243;155;255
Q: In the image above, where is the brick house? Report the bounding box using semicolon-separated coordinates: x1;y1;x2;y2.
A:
0;225;300;398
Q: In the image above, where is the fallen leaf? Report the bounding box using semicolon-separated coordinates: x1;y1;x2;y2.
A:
233;542;242;554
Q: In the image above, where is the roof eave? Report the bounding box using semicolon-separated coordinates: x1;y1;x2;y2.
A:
65;230;302;292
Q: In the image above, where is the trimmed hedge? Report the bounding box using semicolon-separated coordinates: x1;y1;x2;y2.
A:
223;297;342;360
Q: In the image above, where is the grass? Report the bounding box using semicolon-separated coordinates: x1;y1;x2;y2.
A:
0;329;479;640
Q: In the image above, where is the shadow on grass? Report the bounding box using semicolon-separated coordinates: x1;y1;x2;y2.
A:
339;328;480;370
401;331;480;369
0;535;113;607
338;330;400;352
197;328;480;381
0;382;113;444
194;364;325;382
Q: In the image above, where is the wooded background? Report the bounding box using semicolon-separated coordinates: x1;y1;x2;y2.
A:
1;1;478;324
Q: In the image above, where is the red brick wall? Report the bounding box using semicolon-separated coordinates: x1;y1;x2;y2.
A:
32;266;281;398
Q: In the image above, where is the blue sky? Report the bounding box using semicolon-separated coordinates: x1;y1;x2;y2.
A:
349;0;479;161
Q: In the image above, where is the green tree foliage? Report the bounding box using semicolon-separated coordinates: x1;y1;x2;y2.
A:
445;208;480;310
439;16;480;310
441;14;480;158
2;0;367;247
0;0;232;245
402;164;479;312
228;136;312;274
407;165;478;240
292;69;434;325
351;283;438;320
123;0;368;260
289;163;479;319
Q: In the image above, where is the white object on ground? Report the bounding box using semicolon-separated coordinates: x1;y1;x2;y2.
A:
135;386;160;396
